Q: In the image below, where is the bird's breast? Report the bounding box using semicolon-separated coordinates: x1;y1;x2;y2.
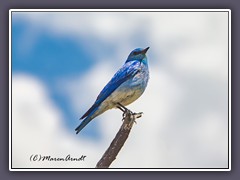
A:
99;63;149;110
109;65;149;107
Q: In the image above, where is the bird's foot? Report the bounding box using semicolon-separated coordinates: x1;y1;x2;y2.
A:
117;103;143;128
121;110;143;130
132;112;143;123
122;109;133;120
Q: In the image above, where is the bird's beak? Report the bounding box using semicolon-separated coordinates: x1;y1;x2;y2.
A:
141;47;150;54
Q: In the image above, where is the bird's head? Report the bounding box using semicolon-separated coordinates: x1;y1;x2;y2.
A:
126;47;150;64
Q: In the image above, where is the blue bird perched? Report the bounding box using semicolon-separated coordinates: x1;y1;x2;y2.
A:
75;47;150;134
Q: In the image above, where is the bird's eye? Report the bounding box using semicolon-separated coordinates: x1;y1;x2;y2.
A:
133;52;138;55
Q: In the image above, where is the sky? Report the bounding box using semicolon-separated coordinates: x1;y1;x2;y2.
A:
11;10;229;169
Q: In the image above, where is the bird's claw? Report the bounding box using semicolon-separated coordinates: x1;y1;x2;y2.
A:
132;112;143;119
118;103;143;126
122;110;143;123
122;109;132;121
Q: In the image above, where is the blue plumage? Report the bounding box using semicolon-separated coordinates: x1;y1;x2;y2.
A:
75;47;150;134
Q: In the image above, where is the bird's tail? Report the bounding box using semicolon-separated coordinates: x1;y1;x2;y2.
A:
75;104;100;134
75;117;92;134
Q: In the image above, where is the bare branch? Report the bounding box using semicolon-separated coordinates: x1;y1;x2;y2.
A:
95;111;143;168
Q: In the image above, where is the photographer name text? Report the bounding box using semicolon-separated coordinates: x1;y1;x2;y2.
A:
30;154;86;162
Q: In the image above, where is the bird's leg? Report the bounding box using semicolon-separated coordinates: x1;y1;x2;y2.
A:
117;106;125;113
116;103;142;124
117;103;133;119
116;104;126;121
117;106;128;121
117;103;130;112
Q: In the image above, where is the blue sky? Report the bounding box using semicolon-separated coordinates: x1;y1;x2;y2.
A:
11;11;229;169
12;16;108;139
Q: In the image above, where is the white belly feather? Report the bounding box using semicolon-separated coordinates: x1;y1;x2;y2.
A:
100;69;148;111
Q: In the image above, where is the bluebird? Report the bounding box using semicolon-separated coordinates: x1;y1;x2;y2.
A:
75;47;150;134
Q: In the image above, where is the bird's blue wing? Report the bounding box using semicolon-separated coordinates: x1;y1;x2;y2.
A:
80;60;140;119
96;61;140;102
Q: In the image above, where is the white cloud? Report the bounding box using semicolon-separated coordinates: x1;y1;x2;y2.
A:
12;74;105;168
